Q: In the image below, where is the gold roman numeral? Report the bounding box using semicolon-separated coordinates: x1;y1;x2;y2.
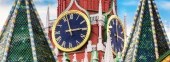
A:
57;25;62;28
56;36;62;43
69;42;73;48
76;15;79;20
81;34;85;39
56;31;60;34
70;14;73;19
76;40;80;45
81;28;87;30
80;20;85;24
63;16;68;22
61;41;66;47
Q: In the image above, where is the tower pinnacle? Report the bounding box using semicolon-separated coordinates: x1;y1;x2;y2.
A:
123;0;170;61
0;0;56;61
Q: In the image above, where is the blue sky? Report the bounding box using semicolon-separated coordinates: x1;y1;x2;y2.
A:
118;0;170;29
117;0;170;39
0;0;57;28
0;0;169;39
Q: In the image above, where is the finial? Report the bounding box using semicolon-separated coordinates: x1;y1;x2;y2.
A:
46;4;50;35
104;30;114;62
73;53;77;62
87;40;92;52
84;49;88;62
98;0;103;20
112;0;117;15
124;14;127;39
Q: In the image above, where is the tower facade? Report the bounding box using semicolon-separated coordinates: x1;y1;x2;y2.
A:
0;0;56;61
51;0;125;62
123;0;170;62
57;0;117;16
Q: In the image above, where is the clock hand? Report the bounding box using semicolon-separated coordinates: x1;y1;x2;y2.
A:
81;28;88;30
114;33;124;41
116;20;119;42
65;16;73;36
117;35;124;41
65;28;87;32
66;28;80;32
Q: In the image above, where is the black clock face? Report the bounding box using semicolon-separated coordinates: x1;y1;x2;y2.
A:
52;10;91;52
108;18;124;54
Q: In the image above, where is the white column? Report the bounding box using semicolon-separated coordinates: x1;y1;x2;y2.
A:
97;0;105;51
54;47;59;56
104;31;114;62
46;5;50;36
84;49;88;62
97;20;105;51
87;40;92;52
73;54;77;62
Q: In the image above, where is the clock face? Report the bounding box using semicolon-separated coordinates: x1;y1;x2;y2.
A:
107;15;125;54
52;10;91;52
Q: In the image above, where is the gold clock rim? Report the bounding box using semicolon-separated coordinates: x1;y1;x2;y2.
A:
106;15;126;55
52;10;91;52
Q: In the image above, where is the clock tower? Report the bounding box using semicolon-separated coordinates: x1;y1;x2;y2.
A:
50;0;125;62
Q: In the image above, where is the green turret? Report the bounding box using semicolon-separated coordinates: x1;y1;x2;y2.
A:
0;0;57;62
122;0;170;62
91;46;98;62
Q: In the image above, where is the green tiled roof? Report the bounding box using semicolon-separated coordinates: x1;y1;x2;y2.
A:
0;0;56;61
122;0;170;62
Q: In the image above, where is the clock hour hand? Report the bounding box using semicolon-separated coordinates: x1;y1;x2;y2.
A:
117;35;124;41
114;34;124;41
65;28;87;32
66;28;80;32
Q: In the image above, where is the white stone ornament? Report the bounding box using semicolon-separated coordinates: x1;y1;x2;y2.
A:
87;40;92;52
84;49;88;62
73;53;77;62
104;31;114;62
54;47;59;56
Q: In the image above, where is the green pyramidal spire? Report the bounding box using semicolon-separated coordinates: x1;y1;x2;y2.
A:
122;0;170;62
0;0;57;62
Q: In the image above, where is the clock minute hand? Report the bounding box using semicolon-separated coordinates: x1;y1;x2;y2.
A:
65;28;87;32
66;18;73;36
116;20;119;43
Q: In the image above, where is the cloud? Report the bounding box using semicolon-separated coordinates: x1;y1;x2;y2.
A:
166;31;170;40
0;0;13;5
0;0;57;30
0;1;12;30
156;1;170;10
165;27;170;40
118;10;135;36
35;3;57;27
163;20;170;40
